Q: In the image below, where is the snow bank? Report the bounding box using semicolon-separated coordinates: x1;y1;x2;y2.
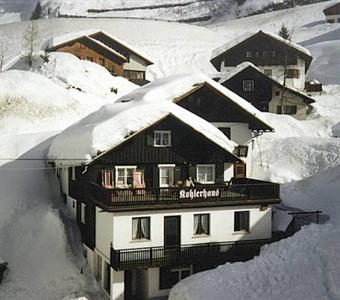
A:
48;100;239;165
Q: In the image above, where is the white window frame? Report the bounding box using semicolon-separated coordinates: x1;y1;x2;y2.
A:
80;202;86;224
196;164;215;184
193;214;210;236
102;170;114;188
264;69;272;76
115;166;137;188
71;166;76;181
243;80;254;92
154;130;171;147
158;164;175;187
132;217;151;240
245;51;252;58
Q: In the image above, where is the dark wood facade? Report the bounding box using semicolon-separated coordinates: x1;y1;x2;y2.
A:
221;65;314;112
175;83;272;131
323;3;340;15
210;31;312;72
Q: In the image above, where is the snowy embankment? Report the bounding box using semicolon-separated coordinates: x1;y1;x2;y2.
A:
169;3;340;300
0;53;136;299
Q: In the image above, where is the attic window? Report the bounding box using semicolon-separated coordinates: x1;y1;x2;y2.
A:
233;146;249;157
243;80;254;92
264;69;272;76
154;130;171;147
245;51;252;58
287;69;300;78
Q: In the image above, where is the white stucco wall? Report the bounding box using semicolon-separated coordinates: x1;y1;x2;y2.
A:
148;268;170;299
84;244;95;273
326;14;340;23
124;53;148;71
111;205;272;250
270;85;309;120
111;270;125;300
96;207;114;260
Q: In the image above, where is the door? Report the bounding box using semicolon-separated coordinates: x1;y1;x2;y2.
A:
164;216;181;247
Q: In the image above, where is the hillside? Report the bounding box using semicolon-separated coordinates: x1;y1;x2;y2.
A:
0;2;339;300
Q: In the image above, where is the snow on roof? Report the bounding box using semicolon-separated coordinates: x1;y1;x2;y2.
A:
46;29;153;64
211;30;312;60
86;36;127;61
47;100;239;166
220;62;315;102
117;73;273;130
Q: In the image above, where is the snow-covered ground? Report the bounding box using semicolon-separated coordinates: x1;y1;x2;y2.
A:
0;1;340;299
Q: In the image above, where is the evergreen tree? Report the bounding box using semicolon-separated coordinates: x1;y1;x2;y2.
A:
279;24;291;40
31;1;42;20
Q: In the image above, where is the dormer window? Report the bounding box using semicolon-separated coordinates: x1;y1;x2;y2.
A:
154;130;171;147
243;80;254;92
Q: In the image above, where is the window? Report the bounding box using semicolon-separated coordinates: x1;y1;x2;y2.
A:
123;70;145;80
95;253;102;282
234;163;246;178
286;69;300;78
132;217;150;240
277;105;297;115
264;69;272;76
233;145;249;157
80;202;86;224
272;51;276;57
102;170;114;188
243;80;254;92
255;51;260;57
159;166;174;187
160;267;192;290
193;214;210;235
116;166;136;188
98;58;105;66
104;261;111;294
275;90;280;96
234;211;250;232
86;57;94;62
196;164;215;184
154;130;171;147
245;51;252;58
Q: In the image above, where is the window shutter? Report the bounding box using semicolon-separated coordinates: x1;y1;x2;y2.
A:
174;166;181;183
146;132;154;146
153;166;159;188
188;165;196;180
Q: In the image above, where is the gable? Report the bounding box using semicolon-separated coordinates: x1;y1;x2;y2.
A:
324;3;340;15
211;31;312;72
50;37;127;65
176;83;272;131
91;114;239;166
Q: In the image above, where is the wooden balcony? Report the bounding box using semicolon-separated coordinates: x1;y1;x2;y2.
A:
110;239;274;271
89;178;280;211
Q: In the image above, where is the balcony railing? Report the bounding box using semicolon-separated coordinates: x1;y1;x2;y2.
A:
110;239;273;271
89;178;280;210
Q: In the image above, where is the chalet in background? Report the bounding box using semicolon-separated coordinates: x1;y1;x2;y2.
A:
210;30;313;91
49;75;280;300
220;62;315;120
46;30;153;85
323;2;340;23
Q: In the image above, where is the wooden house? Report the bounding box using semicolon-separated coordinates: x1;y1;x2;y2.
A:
210;30;313;91
47;30;154;86
49;78;279;300
220;62;315;120
323;2;340;23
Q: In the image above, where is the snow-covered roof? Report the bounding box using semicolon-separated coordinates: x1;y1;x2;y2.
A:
323;1;340;13
48;101;240;166
117;73;273;131
46;29;153;64
211;30;312;60
220;62;315;103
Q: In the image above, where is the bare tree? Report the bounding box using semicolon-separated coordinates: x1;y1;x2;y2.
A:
22;21;40;67
0;44;7;72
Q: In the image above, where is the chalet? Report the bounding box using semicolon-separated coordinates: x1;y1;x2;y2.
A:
117;73;274;176
210;30;313;91
220;62;315;120
323;2;340;23
48;82;280;299
46;30;154;86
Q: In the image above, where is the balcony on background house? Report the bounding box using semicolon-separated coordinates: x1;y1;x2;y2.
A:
110;238;274;271
88;178;280;211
